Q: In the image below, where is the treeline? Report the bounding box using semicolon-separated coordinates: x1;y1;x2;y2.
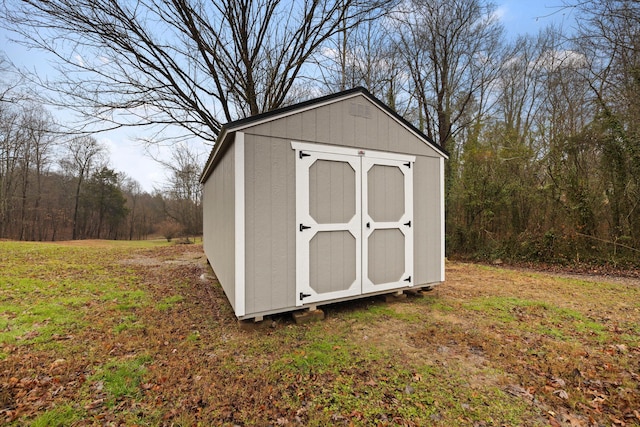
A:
445;2;640;266
0;96;202;241
316;0;640;266
2;0;639;265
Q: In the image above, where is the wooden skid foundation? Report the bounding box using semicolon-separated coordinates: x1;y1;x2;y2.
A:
292;309;325;324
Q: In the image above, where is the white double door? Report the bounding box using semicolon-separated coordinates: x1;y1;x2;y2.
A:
293;143;414;306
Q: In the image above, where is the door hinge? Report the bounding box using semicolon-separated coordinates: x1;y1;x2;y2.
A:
299;292;312;301
404;276;412;283
404;220;411;227
299;151;311;159
299;224;311;232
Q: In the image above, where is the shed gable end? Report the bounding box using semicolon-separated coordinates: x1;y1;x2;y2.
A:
241;94;441;158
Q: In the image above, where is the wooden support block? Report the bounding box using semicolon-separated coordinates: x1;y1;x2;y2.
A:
383;291;408;303
292;308;325;324
404;288;424;298
238;317;273;331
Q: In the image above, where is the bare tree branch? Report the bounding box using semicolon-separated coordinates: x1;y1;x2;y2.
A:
1;0;393;144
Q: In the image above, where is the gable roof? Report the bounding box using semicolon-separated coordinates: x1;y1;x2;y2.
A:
200;87;448;183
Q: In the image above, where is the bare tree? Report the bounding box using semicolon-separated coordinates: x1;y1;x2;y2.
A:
2;0;391;143
568;0;640;246
160;143;203;239
315;9;402;104
122;177;143;240
60;136;105;239
17;104;57;240
0;101;23;237
393;0;504;152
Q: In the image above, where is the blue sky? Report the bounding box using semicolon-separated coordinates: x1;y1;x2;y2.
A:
0;1;570;192
498;1;572;37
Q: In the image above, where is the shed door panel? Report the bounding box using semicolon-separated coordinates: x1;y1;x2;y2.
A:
362;157;414;293
294;143;413;307
296;150;362;306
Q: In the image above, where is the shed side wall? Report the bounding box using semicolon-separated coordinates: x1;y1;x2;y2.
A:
413;155;444;285
202;139;236;311
244;134;296;314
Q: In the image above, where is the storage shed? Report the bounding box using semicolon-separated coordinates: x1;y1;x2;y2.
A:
200;87;448;320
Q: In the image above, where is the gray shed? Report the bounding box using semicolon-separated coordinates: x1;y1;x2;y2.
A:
200;87;448;320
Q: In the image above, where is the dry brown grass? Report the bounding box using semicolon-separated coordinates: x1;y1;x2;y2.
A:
1;241;638;426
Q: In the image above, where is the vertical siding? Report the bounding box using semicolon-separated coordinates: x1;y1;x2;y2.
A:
315;105;331;142
244;135;296;314
245;94;443;159
202;142;236;310
374;107;390;152
414;156;443;285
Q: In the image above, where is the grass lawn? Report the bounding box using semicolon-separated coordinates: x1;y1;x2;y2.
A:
0;240;639;426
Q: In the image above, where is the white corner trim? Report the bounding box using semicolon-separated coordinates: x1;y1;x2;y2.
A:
234;132;246;317
440;156;446;282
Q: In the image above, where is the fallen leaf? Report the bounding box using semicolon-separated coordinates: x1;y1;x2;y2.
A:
505;384;534;400
553;389;569;400
548;417;561;427
84;399;104;410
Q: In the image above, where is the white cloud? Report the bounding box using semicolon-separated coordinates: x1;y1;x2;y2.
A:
99;133;169;192
538;49;587;70
74;54;85;67
493;5;508;22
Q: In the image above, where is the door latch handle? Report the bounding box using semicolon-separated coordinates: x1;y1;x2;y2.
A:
299;224;311;232
404;220;411;227
404;276;411;283
366;222;370;229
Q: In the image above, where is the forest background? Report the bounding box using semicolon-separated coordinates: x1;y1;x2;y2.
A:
0;0;638;268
